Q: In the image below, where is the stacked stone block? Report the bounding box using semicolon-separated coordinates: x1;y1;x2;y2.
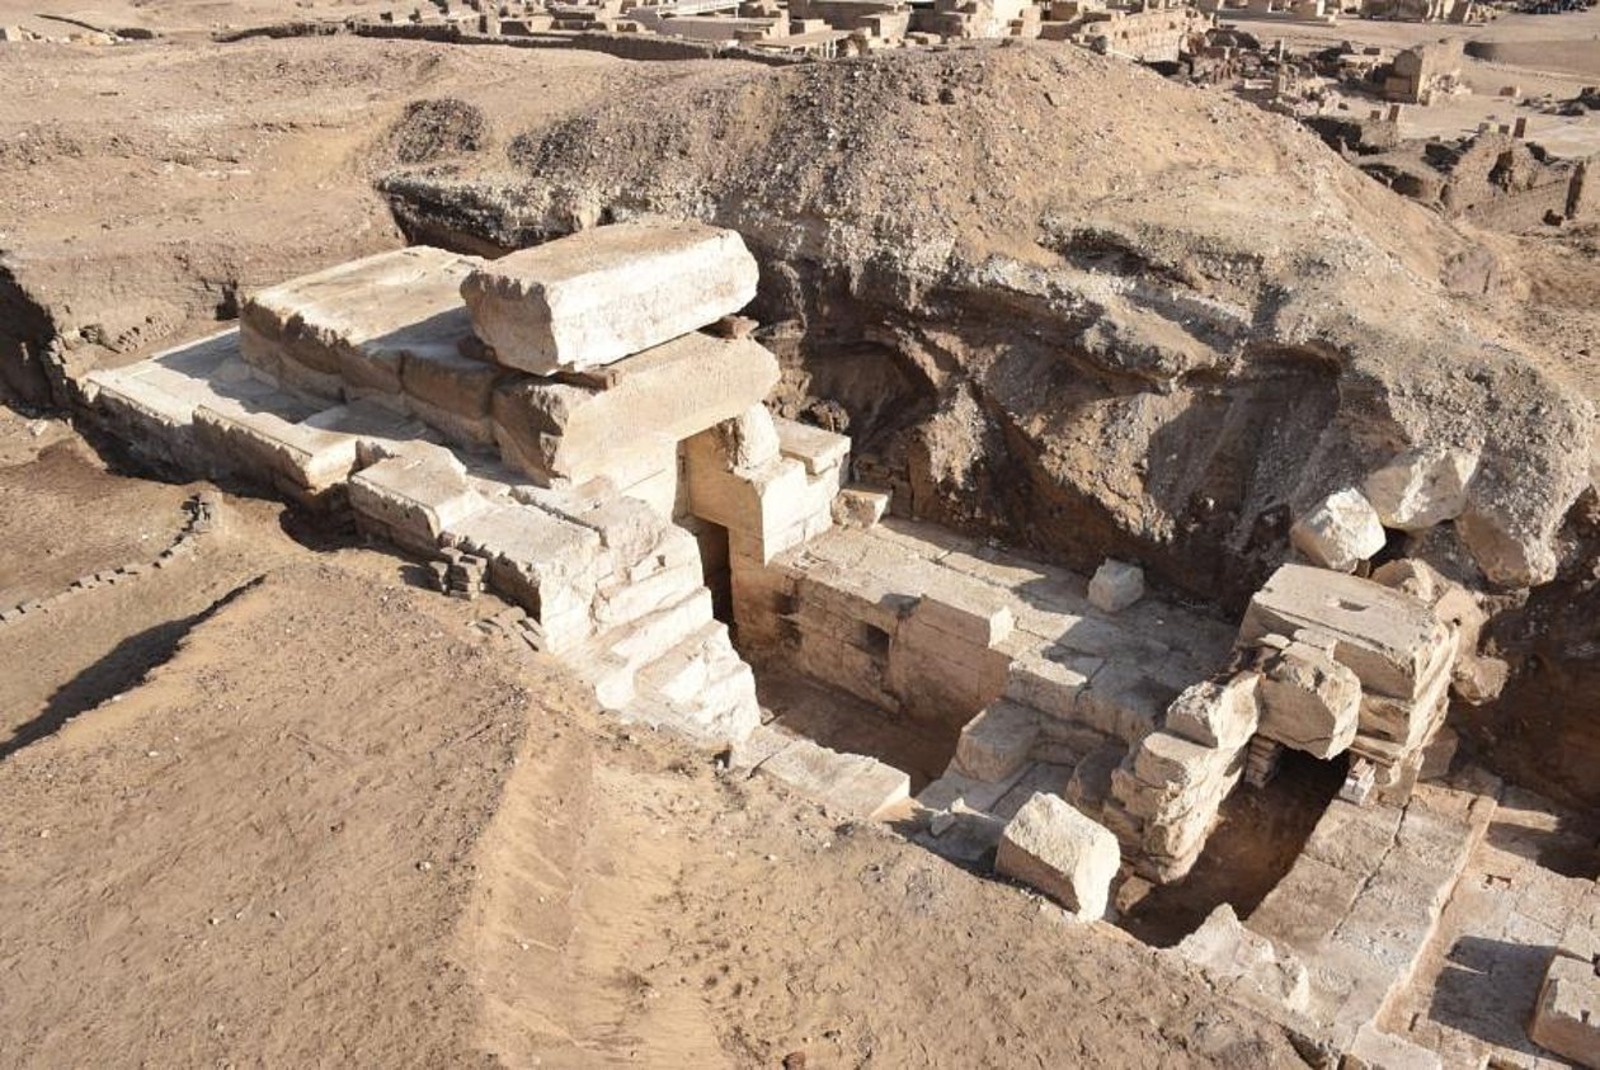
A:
1103;673;1260;882
81;223;799;750
1239;563;1458;782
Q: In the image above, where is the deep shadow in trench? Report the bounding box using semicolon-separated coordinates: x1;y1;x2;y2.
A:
1116;749;1347;949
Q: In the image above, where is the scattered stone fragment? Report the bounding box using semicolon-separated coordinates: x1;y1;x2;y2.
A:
1290;488;1387;572
1087;559;1144;613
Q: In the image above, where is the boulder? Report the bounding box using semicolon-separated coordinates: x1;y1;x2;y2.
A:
461;221;759;374
995;792;1120;919
1363;446;1477;532
1290;488;1387;572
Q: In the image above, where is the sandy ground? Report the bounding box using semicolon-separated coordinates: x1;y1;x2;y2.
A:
0;411;1309;1067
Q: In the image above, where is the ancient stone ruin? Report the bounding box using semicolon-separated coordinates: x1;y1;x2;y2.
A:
68;220;1600;1069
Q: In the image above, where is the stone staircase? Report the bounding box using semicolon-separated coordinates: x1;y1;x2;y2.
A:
82;325;762;747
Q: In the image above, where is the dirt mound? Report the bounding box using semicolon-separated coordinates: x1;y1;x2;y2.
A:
389;97;488;165
386;41;1594;602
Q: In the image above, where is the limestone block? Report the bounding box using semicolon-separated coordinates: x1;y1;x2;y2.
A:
793;566;905;636
634;621;762;744
719;404;781;469
1005;646;1099;722
833;486;891;529
1357;645;1452;748
755;735;911;820
774;415;850;476
460;222;759;374
241;246;484;397
1172;904;1312;1016
1457;498;1560;589
887;615;1011;723
1290;488;1386;572
585;588;715;710
1087;559;1144;613
1240;564;1452;701
1344;1024;1444;1070
1163;673;1260;750
191;405;359;499
82;331;316;473
792;629;898;712
495;332;777;485
918;769;1029;817
686;426;840;563
954;701;1041;782
521;485;671;565
1130;731;1235;796
300;399;435;466
1257;639;1362;759
1523;953;1600;1062
348;445;485;556
592;557;703;630
1074;661;1178;744
1363;446;1477;532
909;592;1013;649
443;501;603;651
995;792;1120;919
401;345;508;425
727;503;836;566
1064;740;1125;813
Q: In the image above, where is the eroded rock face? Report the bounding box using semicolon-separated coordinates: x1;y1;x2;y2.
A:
374;45;1591;605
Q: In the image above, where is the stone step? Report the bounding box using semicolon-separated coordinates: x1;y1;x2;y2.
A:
81;330;319;475
579;587;716;710
736;724;911;821
627;620;761;747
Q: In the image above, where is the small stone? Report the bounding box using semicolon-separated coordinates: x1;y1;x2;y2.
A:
1087;559;1144;614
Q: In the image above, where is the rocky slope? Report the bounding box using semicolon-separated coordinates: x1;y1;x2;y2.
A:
384;41;1596;604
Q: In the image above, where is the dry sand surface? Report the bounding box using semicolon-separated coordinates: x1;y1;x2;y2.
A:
2;9;1598;1066
0;412;1308;1066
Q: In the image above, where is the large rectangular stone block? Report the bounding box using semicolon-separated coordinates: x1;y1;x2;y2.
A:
995;792;1120;919
494;332;778;485
349;445;485;556
192;405;360;500
240;245;484;401
1240;564;1451;700
461;222;759;374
